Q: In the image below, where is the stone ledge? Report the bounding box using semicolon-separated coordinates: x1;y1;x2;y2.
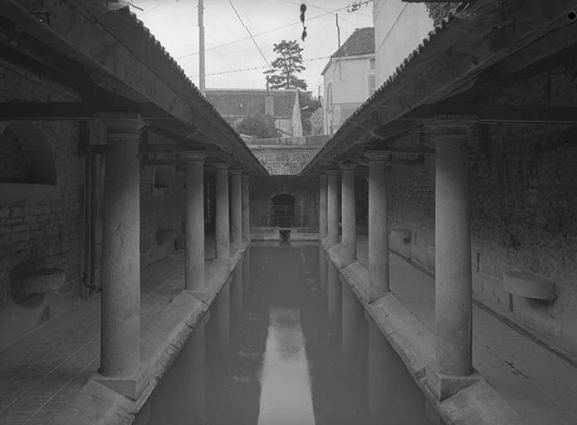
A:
503;271;556;301
12;267;66;296
49;242;251;425
325;245;523;425
391;228;411;240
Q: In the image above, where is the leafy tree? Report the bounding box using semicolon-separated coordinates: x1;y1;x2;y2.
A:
264;40;308;91
298;91;322;136
236;113;280;139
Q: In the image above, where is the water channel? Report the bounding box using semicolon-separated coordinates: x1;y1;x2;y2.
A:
136;242;433;425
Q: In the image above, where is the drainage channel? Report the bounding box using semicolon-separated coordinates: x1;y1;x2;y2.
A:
135;241;433;425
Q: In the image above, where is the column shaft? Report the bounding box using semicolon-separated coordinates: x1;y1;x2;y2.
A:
242;175;250;243
100;116;143;377
435;124;472;377
326;171;339;247
340;164;356;262
215;164;230;259
230;170;243;249
185;153;205;293
319;174;328;237
368;153;389;297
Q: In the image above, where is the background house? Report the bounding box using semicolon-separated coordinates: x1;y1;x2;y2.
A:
321;27;375;135
205;88;303;138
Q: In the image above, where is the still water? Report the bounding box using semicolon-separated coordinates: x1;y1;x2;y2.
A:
137;242;432;425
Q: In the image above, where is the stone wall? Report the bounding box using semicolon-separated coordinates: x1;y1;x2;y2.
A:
250;175;318;229
386;64;577;361
0;61;187;349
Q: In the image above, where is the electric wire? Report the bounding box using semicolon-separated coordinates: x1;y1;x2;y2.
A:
190;54;331;78
176;3;369;60
227;0;273;71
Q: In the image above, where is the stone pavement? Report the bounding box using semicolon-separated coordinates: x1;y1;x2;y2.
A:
0;237;221;425
353;236;577;425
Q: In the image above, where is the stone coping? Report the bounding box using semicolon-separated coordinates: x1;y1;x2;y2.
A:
324;243;523;425
48;244;249;425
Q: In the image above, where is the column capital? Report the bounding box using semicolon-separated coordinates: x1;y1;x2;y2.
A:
230;169;242;176
96;113;145;140
319;173;327;180
326;169;340;177
180;151;206;162
366;150;390;163
429;119;474;139
213;162;230;171
339;162;356;172
241;173;250;180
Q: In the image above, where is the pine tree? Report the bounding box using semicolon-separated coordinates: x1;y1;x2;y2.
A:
264;40;308;90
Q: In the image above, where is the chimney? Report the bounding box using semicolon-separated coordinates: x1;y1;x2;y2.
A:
265;88;274;116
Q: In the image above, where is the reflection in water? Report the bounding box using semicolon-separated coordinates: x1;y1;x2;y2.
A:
141;243;432;425
257;307;314;425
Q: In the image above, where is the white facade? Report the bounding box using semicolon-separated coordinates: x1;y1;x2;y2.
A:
374;0;434;85
322;54;376;135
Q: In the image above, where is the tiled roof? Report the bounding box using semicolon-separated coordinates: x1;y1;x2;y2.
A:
332;27;375;58
205;89;296;119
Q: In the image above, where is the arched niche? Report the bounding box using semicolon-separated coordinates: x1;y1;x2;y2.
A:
271;193;295;227
0;122;57;185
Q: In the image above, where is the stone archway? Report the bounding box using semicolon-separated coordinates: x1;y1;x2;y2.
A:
271;193;295;228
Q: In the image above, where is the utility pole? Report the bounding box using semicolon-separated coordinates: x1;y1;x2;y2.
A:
336;13;342;79
198;0;206;95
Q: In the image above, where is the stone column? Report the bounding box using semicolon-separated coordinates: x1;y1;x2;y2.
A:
214;162;230;259
230;169;243;251
326;170;340;247
99;114;144;390
340;163;356;263
319;173;328;239
242;174;250;243
367;151;390;301
183;151;205;296
428;121;475;399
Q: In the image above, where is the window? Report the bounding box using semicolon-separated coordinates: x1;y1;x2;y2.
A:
369;58;376;71
368;75;376;96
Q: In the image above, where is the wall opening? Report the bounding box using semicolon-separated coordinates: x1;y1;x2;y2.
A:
0;123;57;185
271;193;295;228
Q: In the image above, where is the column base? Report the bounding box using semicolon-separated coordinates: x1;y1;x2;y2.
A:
187;290;208;303
93;368;148;400
426;365;481;401
367;290;390;303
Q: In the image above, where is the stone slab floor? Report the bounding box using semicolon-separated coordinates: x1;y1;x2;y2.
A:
355;236;577;425
1;235;577;424
0;237;218;425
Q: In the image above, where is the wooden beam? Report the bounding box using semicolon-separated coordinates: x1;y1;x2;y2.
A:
403;104;577;125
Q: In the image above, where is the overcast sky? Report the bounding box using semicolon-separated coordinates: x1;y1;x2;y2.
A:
131;0;374;95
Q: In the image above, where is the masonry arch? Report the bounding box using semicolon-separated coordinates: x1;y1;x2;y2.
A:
0;122;57;185
271;193;295;227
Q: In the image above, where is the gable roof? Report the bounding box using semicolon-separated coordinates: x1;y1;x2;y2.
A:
205;89;297;119
332;27;375;58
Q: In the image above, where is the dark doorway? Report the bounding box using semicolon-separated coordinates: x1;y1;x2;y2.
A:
271;194;295;228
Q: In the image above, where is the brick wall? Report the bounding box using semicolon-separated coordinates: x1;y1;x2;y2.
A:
0;121;86;349
250;175;319;229
386;64;577;361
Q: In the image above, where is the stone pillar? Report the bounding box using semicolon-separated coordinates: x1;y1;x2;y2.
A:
214;162;230;259
242;174;250;243
183;151;205;296
340;163;356;263
230;169;243;251
99;114;144;388
367;151;390;301
319;174;328;239
326;170;340;247
428;121;476;400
